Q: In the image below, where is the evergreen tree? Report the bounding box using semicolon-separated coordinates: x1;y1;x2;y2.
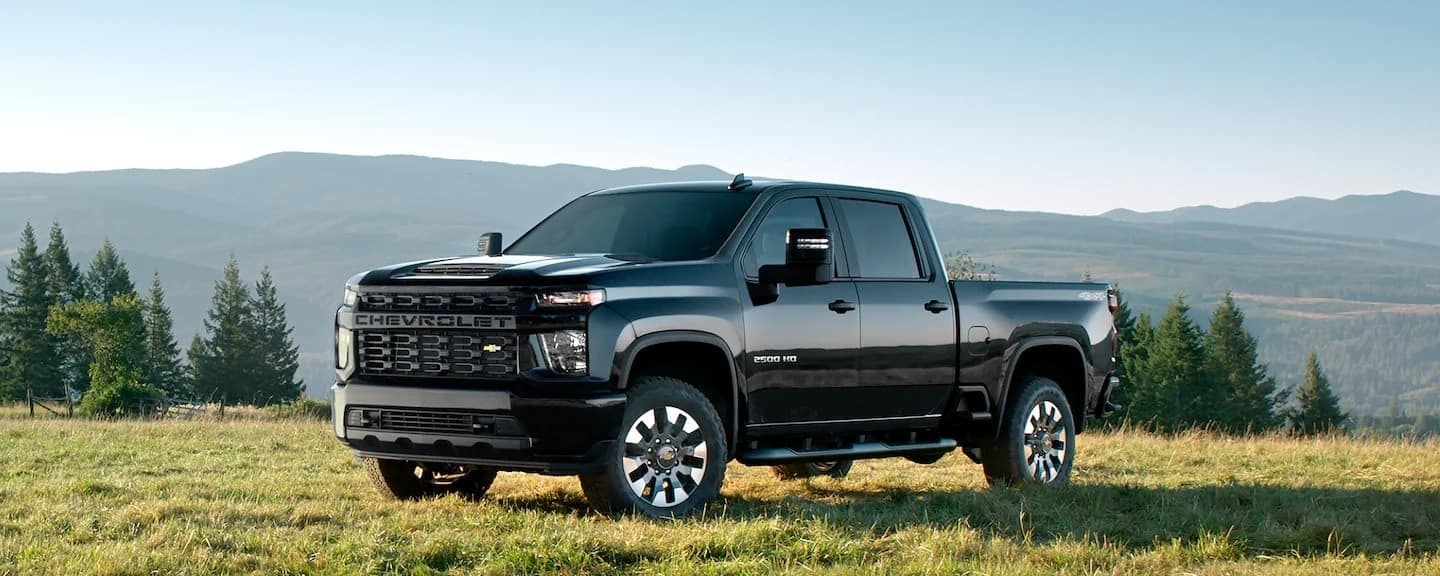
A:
43;223;85;303
1292;351;1348;435
249;267;302;404
1204;292;1282;432
0;223;61;399
47;295;159;415
1127;294;1210;432
86;240;136;302
43;222;89;394
1111;288;1136;379
185;334;209;395
142;272;187;397
1114;310;1153;424
191;256;256;403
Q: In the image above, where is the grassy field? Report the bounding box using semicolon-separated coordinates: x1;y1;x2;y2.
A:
1;411;1438;575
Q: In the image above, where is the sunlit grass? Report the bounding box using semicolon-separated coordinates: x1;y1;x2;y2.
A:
0;412;1437;574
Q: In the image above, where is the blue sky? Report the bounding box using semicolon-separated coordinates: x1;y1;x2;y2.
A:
1;1;1435;214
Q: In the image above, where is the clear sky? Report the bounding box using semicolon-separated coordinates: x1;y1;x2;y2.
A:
2;1;1435;214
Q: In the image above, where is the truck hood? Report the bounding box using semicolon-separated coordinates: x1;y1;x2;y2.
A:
357;254;643;286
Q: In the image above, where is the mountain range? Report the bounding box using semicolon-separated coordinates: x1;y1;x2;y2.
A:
2;152;1437;415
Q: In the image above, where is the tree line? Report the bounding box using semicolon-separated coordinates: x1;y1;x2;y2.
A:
0;222;302;414
1113;290;1348;435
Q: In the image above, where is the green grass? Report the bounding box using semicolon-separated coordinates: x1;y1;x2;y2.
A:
1;414;1438;575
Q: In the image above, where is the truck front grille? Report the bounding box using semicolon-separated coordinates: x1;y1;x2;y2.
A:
356;330;518;378
360;291;525;314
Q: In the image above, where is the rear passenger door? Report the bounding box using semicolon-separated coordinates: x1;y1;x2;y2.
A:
833;195;957;420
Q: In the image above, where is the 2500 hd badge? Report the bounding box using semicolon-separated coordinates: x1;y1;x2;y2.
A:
332;175;1120;517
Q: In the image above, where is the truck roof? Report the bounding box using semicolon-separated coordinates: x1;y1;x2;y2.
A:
588;179;922;204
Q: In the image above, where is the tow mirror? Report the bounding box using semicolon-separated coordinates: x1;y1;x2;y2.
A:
782;228;833;285
477;232;503;256
757;228;833;300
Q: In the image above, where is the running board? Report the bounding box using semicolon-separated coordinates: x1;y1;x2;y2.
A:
737;438;958;465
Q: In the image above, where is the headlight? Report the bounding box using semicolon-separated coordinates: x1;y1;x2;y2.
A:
535;289;605;309
343;285;359;308
335;326;353;370
538;330;588;375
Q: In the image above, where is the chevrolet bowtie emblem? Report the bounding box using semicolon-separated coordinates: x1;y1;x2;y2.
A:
482;344;502;353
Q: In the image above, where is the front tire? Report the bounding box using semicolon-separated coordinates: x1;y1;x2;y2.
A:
362;458;497;500
771;460;852;480
580;376;727;517
982;376;1076;486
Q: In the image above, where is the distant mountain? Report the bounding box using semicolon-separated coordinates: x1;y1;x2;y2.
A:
1102;190;1440;245
2;153;1437;414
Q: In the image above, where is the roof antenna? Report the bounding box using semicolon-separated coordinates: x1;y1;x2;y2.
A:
729;173;753;191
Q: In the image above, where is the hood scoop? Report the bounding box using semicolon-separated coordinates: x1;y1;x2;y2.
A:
409;263;512;277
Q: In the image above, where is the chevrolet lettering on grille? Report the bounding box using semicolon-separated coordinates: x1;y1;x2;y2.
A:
353;313;515;330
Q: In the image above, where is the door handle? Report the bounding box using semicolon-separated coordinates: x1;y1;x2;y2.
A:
924;299;950;313
828;299;857;314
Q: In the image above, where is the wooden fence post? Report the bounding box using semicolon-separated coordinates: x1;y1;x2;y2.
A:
27;387;34;418
65;388;74;417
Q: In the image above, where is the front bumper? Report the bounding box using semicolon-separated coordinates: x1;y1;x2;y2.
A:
331;381;625;475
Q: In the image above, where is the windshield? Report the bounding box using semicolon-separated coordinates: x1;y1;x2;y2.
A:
506;190;758;261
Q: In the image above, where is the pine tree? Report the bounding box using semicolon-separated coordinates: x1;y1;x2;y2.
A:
0;223;61;399
43;222;89;394
47;295;158;415
191;256;256;403
1114;309;1152;424
1292;351;1348;435
142;272;187;397
1111;289;1136;378
43;223;85;303
86;239;136;302
249;267;302;404
1204;292;1282;432
1128;294;1210;432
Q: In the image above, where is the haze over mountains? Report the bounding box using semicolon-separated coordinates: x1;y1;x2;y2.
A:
2;152;1437;414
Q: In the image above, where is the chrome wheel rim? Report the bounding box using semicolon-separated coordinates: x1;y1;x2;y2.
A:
622;406;707;508
1022;400;1069;483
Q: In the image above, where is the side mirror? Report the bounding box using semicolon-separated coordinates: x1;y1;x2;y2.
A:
781;227;834;285
756;228;833;300
477;232;503;256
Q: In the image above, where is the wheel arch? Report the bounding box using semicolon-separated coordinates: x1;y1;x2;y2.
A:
998;336;1092;434
617;330;742;451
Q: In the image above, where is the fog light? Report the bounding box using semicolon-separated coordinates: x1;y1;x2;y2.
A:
539;330;588;375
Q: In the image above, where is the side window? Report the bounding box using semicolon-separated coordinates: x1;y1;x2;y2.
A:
837;199;921;279
743;197;826;277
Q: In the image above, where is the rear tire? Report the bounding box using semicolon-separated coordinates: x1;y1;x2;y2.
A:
771;460;852;480
579;376;728;517
982;376;1076;486
362;458;497;500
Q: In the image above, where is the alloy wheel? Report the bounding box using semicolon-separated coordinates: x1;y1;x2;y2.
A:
1022;399;1069;483
622;406;708;507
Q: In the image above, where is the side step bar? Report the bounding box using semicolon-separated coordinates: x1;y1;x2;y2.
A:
737;438;958;465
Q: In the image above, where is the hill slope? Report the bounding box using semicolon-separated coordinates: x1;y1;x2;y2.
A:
1102;190;1440;246
3;153;1438;413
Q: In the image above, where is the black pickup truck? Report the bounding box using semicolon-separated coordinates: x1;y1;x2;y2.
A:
332;175;1119;516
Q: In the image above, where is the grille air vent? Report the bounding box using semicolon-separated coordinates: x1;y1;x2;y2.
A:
413;264;511;276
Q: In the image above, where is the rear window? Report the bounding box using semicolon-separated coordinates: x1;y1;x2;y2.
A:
837;199;922;278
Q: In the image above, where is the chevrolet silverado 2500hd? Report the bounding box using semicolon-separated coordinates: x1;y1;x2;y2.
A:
332;175;1119;516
